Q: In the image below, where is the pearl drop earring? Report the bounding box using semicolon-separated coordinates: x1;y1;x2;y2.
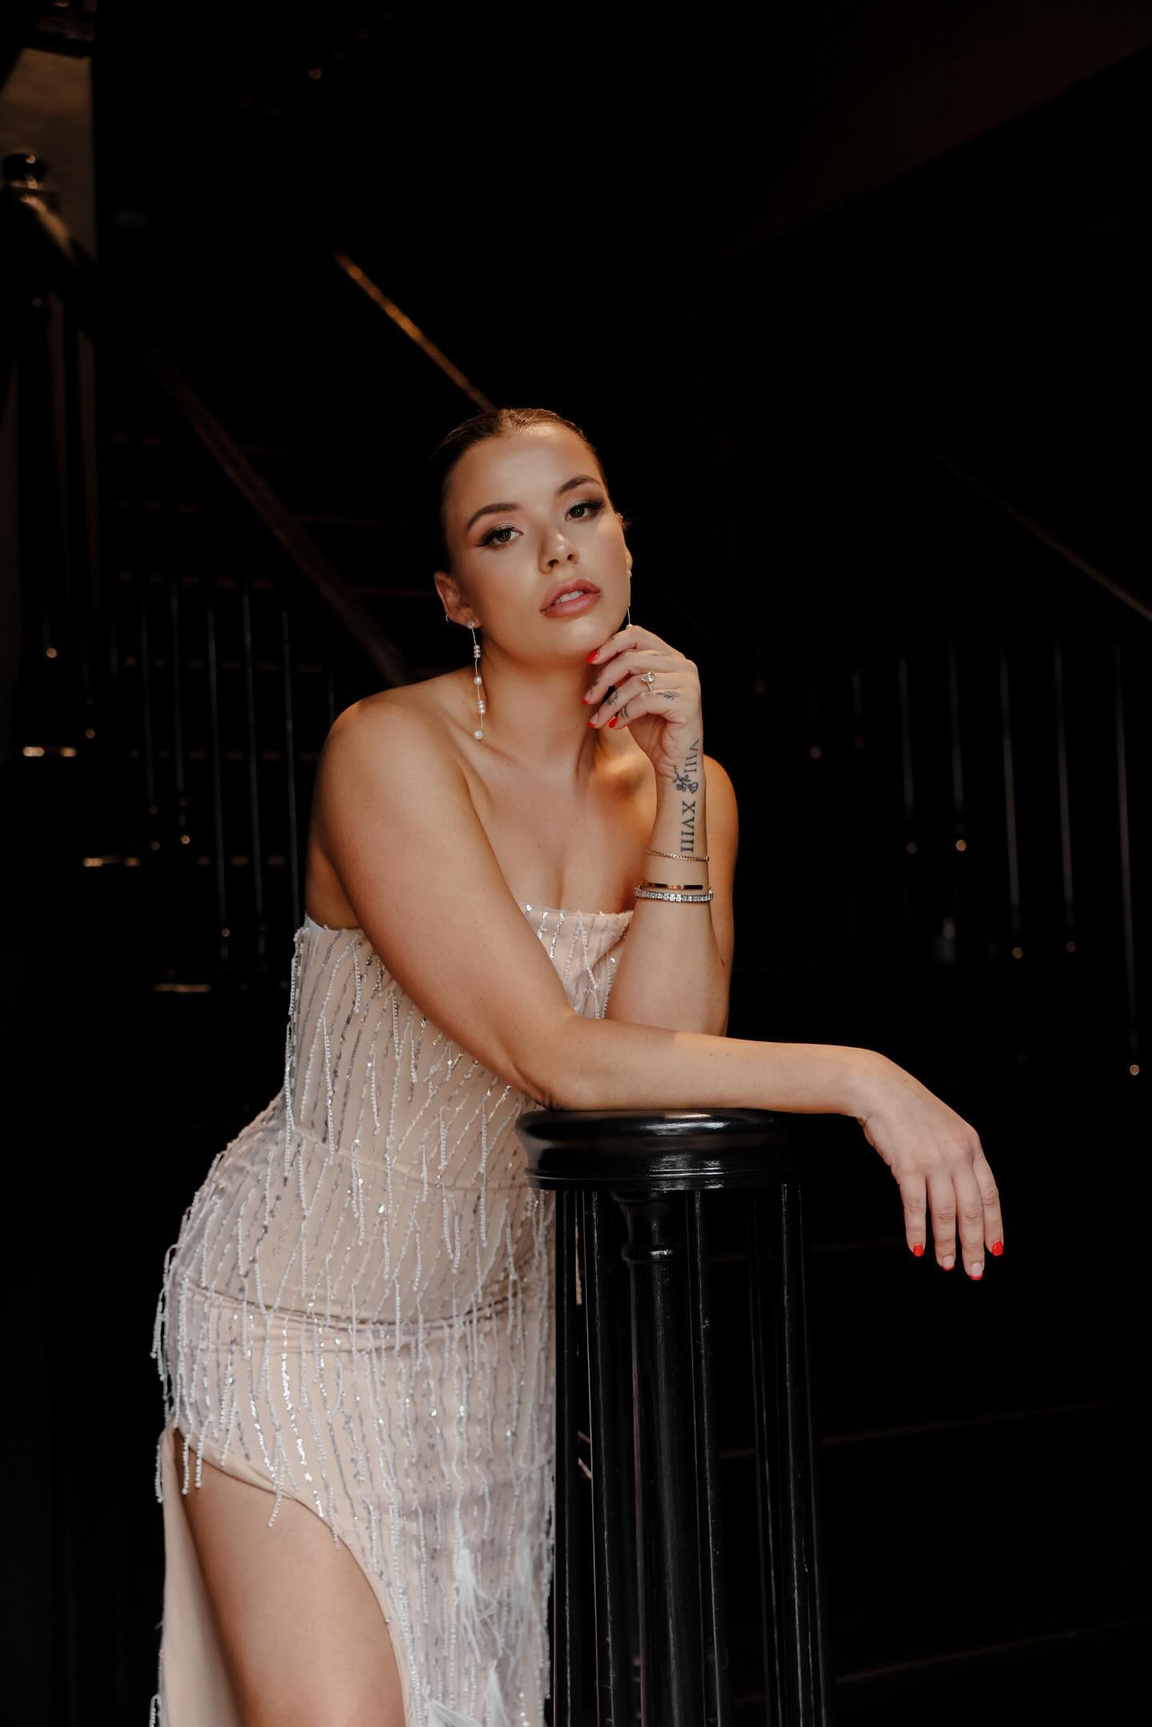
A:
469;621;486;739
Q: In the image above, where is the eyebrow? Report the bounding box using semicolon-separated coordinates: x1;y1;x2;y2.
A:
464;474;603;535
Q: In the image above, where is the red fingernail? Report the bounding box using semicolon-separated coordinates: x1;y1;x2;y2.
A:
586;650;598;662
608;716;617;727
991;1240;1003;1256
588;716;596;726
912;1243;924;1257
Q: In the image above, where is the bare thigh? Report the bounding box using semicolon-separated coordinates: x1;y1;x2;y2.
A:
179;1435;406;1727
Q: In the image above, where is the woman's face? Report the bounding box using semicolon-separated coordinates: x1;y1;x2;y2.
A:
436;425;630;652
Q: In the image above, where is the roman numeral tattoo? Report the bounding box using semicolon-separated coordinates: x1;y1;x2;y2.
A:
672;736;701;851
672;736;700;795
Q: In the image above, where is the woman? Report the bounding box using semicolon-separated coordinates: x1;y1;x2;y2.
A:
151;406;1003;1727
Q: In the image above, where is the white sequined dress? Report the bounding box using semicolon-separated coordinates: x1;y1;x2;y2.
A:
150;901;631;1727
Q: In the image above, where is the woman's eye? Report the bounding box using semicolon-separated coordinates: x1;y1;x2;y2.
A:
477;498;604;547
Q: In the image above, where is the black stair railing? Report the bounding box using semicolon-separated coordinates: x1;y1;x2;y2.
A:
1;151;418;984
1;150;410;683
2;149;524;993
517;1107;837;1727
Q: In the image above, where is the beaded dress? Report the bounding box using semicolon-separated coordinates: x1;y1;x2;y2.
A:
150;900;631;1727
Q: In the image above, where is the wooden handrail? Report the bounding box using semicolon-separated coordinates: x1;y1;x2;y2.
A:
858;393;1152;631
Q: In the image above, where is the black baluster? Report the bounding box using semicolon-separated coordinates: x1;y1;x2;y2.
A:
281;605;301;933
553;1188;585;1727
169;574;187;846
748;1191;784;1723
1112;642;1138;1069
205;594;228;949
686;1190;733;1727
138;577;156;842
997;638;1023;960
611;1199;642;1726
1052;632;1075;951
580;1189;630;1725
895;646;917;963
619;1191;704;1727
12;173;61;669
776;1178;833;1725
239;570;265;958
61;300;95;703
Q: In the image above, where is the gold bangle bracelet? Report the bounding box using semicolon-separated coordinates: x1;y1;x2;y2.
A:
646;848;709;863
641;881;705;891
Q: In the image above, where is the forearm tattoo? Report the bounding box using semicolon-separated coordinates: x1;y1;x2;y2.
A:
673;736;701;851
609;694;702;855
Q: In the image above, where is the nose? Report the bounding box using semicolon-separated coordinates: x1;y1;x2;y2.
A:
540;530;578;571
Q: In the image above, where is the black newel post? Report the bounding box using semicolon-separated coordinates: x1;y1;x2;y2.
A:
518;1106;837;1727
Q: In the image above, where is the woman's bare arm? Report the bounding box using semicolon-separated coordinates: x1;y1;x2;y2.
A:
315;699;1004;1278
603;750;737;1037
541;1013;869;1117
538;1017;1002;1282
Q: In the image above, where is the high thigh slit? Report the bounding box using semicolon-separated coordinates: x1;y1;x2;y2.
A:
154;1418;412;1725
150;903;632;1727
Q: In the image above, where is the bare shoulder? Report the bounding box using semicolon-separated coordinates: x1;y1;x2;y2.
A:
302;676;579;1105
322;674;469;782
307;679;471;913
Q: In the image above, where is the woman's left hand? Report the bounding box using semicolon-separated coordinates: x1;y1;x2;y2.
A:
584;624;702;786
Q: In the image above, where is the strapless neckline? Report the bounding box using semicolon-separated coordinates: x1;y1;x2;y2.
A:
302;900;634;935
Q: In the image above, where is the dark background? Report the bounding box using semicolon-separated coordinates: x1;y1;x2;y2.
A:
2;2;1150;1721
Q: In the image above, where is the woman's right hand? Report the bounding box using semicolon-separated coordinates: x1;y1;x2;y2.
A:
848;1051;1004;1279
